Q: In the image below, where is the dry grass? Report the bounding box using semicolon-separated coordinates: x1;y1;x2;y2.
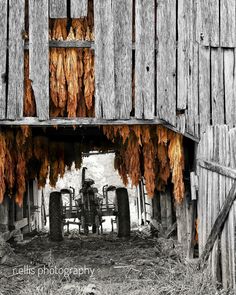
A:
0;232;234;295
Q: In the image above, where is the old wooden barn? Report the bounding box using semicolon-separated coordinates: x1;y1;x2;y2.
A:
0;0;236;290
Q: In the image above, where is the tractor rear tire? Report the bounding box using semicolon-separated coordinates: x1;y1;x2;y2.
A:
92;224;97;234
49;192;63;241
116;188;130;237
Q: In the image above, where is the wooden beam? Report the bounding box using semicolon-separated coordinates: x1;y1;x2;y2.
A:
24;41;157;50
198;159;236;180
29;0;49;120
200;181;236;267
0;0;7;119
0;117;199;142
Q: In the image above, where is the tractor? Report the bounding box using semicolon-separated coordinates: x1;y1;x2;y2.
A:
49;167;130;241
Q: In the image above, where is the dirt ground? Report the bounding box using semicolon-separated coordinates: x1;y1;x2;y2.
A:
0;230;233;295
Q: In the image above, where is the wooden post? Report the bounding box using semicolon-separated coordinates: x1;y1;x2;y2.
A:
137;184;142;226
0;197;9;232
27;182;31;232
160;192;167;230
176;198;187;246
152;190;161;223
141;180;147;225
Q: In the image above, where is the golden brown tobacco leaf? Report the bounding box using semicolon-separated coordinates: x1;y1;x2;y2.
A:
156;143;170;191
51;19;67;40
38;157;49;188
168;133;185;203
74;143;83;170
15;130;26;207
125;134;141;187
65;28;79;117
84;49;94;111
157;126;168;145
0;133;6;204
50;19;67;117
58;143;65;178
143;140;156;197
114;148;128;186
15;151;26;207
117;126;130;144
141;125;151;145
132;125;142;146
24;52;36;116
5;131;15;193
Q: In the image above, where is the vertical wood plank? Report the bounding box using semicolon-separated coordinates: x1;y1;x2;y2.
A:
198;165;203;255
29;0;49;120
71;0;88;18
211;126;220;282
0;0;7;119
187;0;199;137
113;0;132;119
219;126;230;289
202;130;208;249
156;0;176;126
94;0;115;119
224;49;236;127
188;43;199;137
7;0;25;119
220;0;236;47
199;47;210;134
196;0;220;46
50;0;67;18
228;203;236;289
225;126;235;289
211;48;224;125
135;0;155;119
229;128;236;289
177;0;192;110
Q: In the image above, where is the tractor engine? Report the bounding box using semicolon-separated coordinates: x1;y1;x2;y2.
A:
77;168;102;234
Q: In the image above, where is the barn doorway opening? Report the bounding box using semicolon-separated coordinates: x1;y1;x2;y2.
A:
0;124;197;250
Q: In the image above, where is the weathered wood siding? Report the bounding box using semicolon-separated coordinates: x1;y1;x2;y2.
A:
197;125;236;289
0;0;236;140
